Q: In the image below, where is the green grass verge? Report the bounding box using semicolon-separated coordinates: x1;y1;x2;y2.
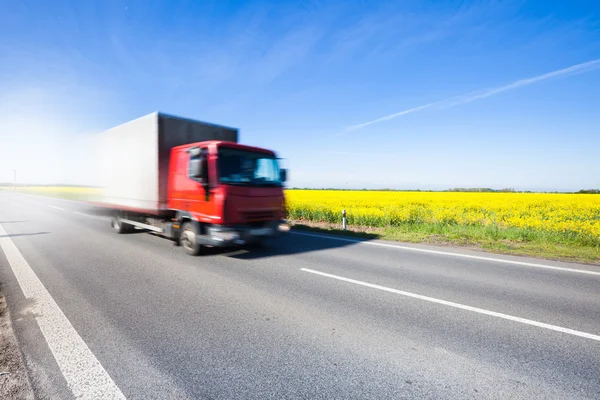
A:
290;221;600;265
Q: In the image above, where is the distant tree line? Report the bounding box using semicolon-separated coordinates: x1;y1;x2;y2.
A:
445;188;520;193
287;187;600;193
288;187;522;192
3;184;597;193
288;187;433;192
577;189;600;194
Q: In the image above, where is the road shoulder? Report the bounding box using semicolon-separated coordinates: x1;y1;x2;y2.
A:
0;292;34;400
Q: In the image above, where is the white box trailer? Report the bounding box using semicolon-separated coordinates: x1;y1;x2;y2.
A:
97;112;238;214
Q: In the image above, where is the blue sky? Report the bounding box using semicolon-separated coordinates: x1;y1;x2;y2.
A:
1;0;599;191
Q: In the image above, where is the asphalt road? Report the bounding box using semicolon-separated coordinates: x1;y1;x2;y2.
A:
0;191;599;399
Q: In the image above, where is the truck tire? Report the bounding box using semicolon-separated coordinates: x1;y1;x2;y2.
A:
180;222;202;256
111;216;134;234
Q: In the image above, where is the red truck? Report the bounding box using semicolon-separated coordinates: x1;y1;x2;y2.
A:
94;112;289;255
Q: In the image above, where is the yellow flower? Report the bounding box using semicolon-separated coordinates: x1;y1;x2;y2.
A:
285;190;600;240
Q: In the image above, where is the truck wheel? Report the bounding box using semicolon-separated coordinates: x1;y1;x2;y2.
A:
111;216;134;234
180;222;202;256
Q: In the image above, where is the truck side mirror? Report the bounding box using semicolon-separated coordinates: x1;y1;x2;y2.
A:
280;168;287;183
190;157;207;181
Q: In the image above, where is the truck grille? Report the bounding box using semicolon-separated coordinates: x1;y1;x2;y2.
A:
241;210;275;222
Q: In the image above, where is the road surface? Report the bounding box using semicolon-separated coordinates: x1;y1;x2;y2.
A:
0;191;599;399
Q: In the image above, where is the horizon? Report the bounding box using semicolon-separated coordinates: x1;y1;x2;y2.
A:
1;182;597;194
1;1;599;191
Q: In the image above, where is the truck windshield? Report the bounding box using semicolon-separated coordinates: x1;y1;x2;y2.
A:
218;147;282;187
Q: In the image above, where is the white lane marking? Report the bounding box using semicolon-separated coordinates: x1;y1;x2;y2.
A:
291;231;600;276
21;198;47;206
301;268;600;342
48;205;64;210
0;223;126;399
74;212;110;222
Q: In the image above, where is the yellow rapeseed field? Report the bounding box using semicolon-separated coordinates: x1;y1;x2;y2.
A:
285;190;600;241
3;186;598;245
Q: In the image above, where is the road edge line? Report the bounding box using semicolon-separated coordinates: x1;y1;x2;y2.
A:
291;231;600;276
0;223;126;399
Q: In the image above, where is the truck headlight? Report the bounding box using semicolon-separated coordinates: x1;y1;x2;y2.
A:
212;230;239;241
278;222;291;232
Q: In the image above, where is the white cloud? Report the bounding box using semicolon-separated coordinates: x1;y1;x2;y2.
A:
344;58;600;133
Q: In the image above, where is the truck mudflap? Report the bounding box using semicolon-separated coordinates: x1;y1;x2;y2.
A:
198;220;290;247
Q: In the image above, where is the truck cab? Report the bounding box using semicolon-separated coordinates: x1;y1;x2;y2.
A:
168;140;289;254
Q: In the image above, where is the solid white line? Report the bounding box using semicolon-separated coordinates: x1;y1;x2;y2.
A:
301;268;600;342
74;212;109;221
48;205;64;210
0;223;126;399
291;231;600;276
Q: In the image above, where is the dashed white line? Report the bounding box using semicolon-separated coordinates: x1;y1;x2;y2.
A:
48;205;64;210
2;190;91;206
74;212;110;221
292;231;600;276
22;198;47;206
0;223;126;399
301;268;600;342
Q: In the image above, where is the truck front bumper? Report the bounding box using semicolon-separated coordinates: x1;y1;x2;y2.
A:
199;220;290;247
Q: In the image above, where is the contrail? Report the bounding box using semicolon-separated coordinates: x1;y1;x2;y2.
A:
343;58;600;133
